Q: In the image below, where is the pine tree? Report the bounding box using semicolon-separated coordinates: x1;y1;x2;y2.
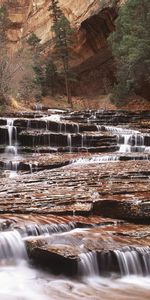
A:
27;33;57;97
45;57;57;96
49;0;74;107
109;0;150;102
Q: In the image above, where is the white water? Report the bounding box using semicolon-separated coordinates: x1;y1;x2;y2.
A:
3;119;21;176
22;222;75;237
114;246;150;276
0;226;150;299
79;252;99;276
41;114;61;122
0;230;27;262
67;133;72;152
103;125;150;154
72;155;119;165
81;134;87;148
0;263;49;300
5;119;17;155
35;103;43;111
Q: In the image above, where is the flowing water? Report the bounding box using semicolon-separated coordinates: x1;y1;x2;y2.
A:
0;226;150;300
0;111;150;299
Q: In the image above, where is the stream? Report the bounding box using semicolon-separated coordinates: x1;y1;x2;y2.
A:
0;109;150;299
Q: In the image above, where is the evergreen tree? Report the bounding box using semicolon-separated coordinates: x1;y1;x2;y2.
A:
27;33;57;97
27;33;41;47
45;57;57;96
49;0;74;106
109;0;150;102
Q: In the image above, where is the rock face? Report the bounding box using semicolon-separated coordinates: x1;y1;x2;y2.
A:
0;0;124;95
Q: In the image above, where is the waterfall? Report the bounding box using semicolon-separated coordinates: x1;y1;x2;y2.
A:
119;135;132;153
67;134;72;152
5;118;17;155
4;161;19;171
35;103;43;111
0;230;27;262
29;163;33;173
78;252;99;277
78;247;150;278
4;118;20;175
119;134;146;153
114;246;150;276
103;125;149;154
81;134;87;148
22;222;75;237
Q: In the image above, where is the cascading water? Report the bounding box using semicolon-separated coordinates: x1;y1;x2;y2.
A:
78;247;150;278
0;228;49;300
79;252;99;277
5;118;17;155
0;230;27;262
0;111;150;300
114;246;150;276
104;125;150;153
22;222;75;237
72;155;119;165
35;103;43;111
4;119;20;174
67;134;72;152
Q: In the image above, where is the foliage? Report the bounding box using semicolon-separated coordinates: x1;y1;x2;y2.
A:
45;57;57;96
0;4;13;102
109;0;150;102
27;33;58;97
27;33;41;47
49;0;74;106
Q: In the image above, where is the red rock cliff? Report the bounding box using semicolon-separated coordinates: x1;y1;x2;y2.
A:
0;0;124;96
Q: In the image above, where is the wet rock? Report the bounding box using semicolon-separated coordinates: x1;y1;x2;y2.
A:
0;127;8;144
93;199;150;222
26;239;78;276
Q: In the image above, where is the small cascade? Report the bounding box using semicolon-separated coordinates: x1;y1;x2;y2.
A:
76;124;79;134
5;118;18;155
3;118;20;175
72;155;119;165
22;222;75;237
41;114;61;122
27;119;31;129
114;246;150;276
78;251;99;277
104;126;137;134
35;103;43;111
119;135;132;153
119;134;147;153
67;134;72;152
29;163;33;173
0;230;27;262
96;125;101;131
4;161;19;171
81;134;87;148
103;125;149;154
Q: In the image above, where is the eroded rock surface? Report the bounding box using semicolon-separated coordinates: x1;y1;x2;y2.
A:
0;109;149;276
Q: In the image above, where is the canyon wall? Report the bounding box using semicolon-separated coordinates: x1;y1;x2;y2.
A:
0;0;124;96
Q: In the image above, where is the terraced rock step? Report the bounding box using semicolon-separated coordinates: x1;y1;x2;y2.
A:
64;110;150;125
25;220;150;276
0;160;149;222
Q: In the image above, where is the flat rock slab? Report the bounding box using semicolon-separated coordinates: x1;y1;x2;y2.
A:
0;160;149;222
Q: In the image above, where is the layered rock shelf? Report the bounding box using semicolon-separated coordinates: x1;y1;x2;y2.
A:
0;109;150;279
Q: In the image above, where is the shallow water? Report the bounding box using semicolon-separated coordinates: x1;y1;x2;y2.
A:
1;262;150;300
